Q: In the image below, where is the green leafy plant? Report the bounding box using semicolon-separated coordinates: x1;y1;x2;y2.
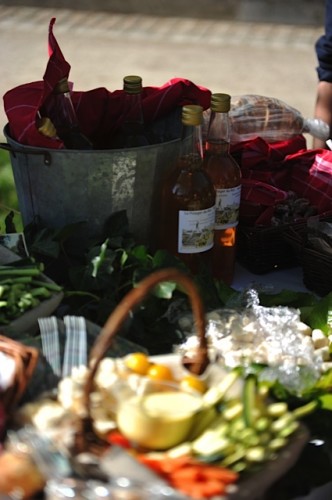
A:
20;210;234;354
0;149;23;232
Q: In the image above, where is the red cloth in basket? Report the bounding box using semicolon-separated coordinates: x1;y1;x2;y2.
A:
231;136;332;225
3;18;211;150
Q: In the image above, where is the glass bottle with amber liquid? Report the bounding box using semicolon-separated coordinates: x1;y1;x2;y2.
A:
41;77;92;149
159;104;216;274
112;75;151;148
203;93;242;284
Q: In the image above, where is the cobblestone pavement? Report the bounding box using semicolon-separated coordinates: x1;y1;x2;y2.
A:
0;5;324;143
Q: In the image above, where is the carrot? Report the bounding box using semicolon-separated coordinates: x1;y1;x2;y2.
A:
137;454;239;499
138;454;192;474
171;477;226;499
195;479;227;498
198;464;239;483
106;430;132;449
158;455;193;473
169;464;202;481
137;455;166;476
169;462;238;484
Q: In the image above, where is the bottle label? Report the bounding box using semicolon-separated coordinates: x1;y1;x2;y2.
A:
215;186;241;229
178;207;215;254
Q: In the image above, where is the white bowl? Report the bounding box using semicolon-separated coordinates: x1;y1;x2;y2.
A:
113;377;203;450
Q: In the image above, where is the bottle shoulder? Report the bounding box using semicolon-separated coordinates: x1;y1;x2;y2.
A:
203;151;241;187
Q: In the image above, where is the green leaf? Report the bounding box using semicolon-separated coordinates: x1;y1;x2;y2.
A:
151;249;188;270
195;270;226;310
215;279;241;307
318;393;332;411
130;245;150;265
91;238;109;278
152;280;177;299
313;369;332;391
258;289;318;308
25;226;61;258
301;292;332;334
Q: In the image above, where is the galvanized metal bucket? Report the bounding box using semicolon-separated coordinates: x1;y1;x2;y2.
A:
2;124;182;247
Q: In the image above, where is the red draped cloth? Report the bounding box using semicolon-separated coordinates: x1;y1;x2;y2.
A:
231;136;332;224
3;18;211;150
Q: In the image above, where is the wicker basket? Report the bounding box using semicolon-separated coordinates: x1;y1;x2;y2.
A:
284;221;332;296
236;222;304;274
72;268;209;454
0;335;39;416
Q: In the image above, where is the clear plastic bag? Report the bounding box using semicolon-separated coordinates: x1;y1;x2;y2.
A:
228;94;330;144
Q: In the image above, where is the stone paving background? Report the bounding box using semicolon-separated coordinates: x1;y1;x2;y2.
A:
0;4;325;146
0;0;326;25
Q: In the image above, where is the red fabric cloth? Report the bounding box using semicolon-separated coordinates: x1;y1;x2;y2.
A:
3;17;211;149
286;148;332;214
239;178;289;226
231;135;307;189
232;135;332;225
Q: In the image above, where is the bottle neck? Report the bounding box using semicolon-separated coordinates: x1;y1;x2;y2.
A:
123;91;144;126
181;121;204;166
58;92;80;128
206;110;231;150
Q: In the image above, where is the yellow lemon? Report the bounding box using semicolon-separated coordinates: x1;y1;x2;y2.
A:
147;363;174;381
180;374;207;394
125;352;151;375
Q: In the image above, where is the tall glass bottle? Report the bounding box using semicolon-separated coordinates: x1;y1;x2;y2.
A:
204;93;242;284
41;77;92;149
112;75;150;148
159;104;216;274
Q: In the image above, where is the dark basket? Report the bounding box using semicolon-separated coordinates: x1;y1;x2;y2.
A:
236;222;305;275
0;335;39;417
302;248;332;296
284;221;332;297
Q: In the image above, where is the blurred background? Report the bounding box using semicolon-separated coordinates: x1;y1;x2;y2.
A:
0;0;327;229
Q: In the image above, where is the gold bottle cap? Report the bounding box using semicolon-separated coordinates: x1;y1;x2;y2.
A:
210;93;231;113
123;75;143;94
182;104;203;126
54;77;70;94
37;117;57;138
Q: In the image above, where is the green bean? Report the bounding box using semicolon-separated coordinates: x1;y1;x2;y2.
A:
0;262;63;323
0;277;33;285
30;279;62;292
0;266;41;277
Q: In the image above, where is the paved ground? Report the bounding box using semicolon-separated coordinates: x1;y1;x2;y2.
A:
0;5;324;146
0;0;326;25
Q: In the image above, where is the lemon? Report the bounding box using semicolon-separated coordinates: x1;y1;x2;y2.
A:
180;374;207;394
125;352;150;375
147;363;174;381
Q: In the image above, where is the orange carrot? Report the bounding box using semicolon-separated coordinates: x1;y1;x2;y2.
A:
138;454;192;474
198;464;239;483
158;455;193;473
106;430;132;449
169;465;202;481
137;454;239;499
136;455;167;476
171;477;226;499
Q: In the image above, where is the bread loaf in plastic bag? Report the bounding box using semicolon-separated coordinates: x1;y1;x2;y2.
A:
204;94;330;144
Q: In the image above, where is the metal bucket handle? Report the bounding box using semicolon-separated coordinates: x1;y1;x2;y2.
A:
0;142;52;166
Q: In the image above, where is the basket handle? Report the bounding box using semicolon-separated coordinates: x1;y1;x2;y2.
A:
83;267;209;417
0;335;39;415
0;142;52;166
